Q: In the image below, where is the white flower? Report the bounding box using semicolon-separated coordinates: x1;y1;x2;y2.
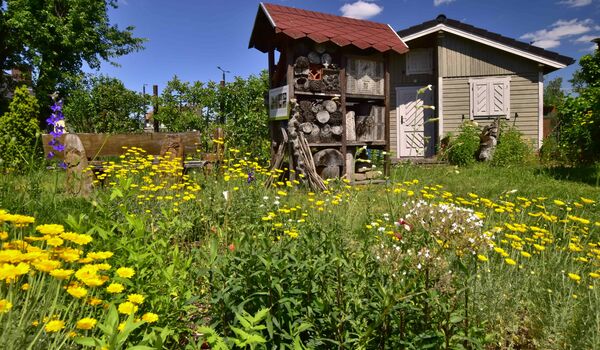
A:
222;191;229;201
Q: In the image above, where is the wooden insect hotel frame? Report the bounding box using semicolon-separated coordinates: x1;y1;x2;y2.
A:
249;3;408;188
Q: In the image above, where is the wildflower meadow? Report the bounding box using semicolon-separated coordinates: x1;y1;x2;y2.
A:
1;143;599;349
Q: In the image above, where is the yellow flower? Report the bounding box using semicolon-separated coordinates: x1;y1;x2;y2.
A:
76;317;97;330
505;258;517;266
0;231;8;240
141;312;159;323
477;255;488;262
580;197;596;204
36;224;64;235
46;236;64;247
0;262;30;282
60;232;93;245
32;259;61;273
106;283;125;294
44;320;65;333
118;301;138;315
88;297;103;306
127;294;145;304
67;286;88;298
116;267;135;279
87;251;114;260
553;200;565;206
568;273;581;282
21;283;29;291
520;251;532;258
589;272;600;279
50;269;74;280
0;299;13;313
118;321;126;332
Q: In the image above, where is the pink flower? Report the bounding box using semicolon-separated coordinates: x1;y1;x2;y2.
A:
395;218;413;231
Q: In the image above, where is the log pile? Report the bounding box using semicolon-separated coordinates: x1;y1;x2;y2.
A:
291;99;343;144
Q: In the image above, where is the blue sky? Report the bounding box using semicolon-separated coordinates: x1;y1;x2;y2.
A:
95;0;600;94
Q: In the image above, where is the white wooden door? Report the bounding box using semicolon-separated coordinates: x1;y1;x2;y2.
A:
396;86;434;157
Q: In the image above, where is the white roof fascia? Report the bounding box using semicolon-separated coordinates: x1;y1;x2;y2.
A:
401;23;566;69
388;24;409;50
260;2;277;28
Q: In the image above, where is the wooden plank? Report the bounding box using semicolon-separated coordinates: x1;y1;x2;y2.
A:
340;52;348;176
41;131;202;160
384;53;391;176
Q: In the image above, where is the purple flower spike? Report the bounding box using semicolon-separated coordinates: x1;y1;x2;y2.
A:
58;161;67;170
47;151;55;159
52;144;65;152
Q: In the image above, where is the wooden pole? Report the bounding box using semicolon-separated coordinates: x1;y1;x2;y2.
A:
286;41;296;181
340;53;348;177
153;85;159;132
384;53;391;177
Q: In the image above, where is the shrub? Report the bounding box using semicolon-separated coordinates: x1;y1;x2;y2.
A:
0;86;40;169
443;121;480;166
490;126;533;167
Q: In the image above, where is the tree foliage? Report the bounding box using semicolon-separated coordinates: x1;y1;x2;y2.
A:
543;77;564;108
63;74;146;133
570;51;600;92
0;85;40;169
0;0;145;115
156;71;270;156
556;50;600;163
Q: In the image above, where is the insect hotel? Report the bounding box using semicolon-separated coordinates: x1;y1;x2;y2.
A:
249;3;408;187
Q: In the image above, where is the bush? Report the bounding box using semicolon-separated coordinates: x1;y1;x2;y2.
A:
490;126;533;167
539;133;567;165
0;86;41;169
443;121;480;166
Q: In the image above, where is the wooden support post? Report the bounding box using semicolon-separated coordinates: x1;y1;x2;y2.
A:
340;54;348;177
384;53;391;177
153;85;159;132
286;41;296;181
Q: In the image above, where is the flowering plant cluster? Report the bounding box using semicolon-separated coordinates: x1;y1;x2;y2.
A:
45;100;66;169
0;209;158;348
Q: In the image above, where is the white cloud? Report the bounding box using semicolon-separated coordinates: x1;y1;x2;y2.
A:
340;1;383;19
434;0;456;6
574;34;599;42
520;18;595;48
559;0;592;7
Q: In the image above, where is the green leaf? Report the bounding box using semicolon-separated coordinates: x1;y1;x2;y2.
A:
73;337;98;347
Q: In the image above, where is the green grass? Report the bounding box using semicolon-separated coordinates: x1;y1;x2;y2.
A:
1;160;599;349
391;162;600;203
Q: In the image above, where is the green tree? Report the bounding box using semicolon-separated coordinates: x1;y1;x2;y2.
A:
0;0;144;115
569;50;600;92
156;72;270;156
0;85;40;169
557;50;600;162
63;74;147;133
155;76;209;132
543;77;564;108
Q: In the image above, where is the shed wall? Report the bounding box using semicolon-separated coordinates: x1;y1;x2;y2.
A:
439;33;539;77
442;73;541;148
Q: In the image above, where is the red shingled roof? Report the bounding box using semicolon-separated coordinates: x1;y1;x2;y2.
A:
249;3;408;54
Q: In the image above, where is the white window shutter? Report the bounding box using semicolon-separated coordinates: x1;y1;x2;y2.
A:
471;81;489;117
469;77;511;119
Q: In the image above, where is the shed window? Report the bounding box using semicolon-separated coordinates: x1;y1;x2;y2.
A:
469;77;511;119
406;48;433;75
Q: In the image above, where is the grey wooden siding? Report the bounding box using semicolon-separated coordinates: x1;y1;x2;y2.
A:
439;33;539;77
442;73;540;148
